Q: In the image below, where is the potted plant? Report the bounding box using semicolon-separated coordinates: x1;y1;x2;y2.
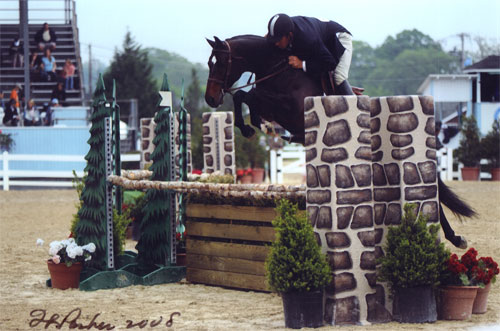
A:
456;115;482;180
0;130;15;152
377;203;449;323
481;120;500;181
39;238;95;290
175;230;187;266
438;248;483;320
266;199;331;329
237;168;253;184
471;254;499;314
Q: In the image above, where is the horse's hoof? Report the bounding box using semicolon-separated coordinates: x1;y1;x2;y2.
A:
457;236;468;249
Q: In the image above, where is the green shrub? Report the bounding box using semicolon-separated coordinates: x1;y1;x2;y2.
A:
377;203;449;292
266;199;331;293
457;115;482;167
481;120;500;168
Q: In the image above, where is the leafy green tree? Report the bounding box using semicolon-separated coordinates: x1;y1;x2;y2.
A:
375;29;442;60
103;32;157;119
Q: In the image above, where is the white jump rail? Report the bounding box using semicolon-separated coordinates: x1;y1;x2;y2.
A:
0;151;140;191
270;145;306;184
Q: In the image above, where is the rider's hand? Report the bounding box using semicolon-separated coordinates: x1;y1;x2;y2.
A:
288;56;303;69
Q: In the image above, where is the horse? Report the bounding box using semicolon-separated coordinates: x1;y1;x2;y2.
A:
204;34;476;248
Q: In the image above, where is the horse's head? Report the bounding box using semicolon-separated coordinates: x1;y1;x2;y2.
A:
205;36;247;107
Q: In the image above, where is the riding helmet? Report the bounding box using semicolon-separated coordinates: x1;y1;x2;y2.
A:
267;14;293;43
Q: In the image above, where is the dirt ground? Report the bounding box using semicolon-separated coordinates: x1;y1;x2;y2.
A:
0;182;499;331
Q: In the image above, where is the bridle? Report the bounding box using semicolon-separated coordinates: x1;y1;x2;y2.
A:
207;40;289;102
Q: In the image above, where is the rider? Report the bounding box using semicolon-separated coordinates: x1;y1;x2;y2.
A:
266;13;354;95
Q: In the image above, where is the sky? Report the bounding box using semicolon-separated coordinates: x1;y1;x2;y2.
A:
73;0;500;66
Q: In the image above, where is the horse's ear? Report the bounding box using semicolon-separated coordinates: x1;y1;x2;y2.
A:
214;36;224;47
206;38;216;48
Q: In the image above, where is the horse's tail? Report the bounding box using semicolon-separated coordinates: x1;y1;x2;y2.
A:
438;177;477;219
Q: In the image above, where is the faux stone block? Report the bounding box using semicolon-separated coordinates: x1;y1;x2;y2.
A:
384;163;400;185
307;190;332;204
360;251;377;270
306;165;319;187
307;206;319;226
351;205;373;229
330;272;357;293
371;134;382;151
327;251;353;270
224;142;233;152
372;151;383;162
390;134;413;147
317;165;331;187
419;96;435;115
314;232;322;247
337;189;372;205
374;188;401;202
305;111;320;129
357;96;371;112
387;113;419;133
385;203;402;225
371;98;381;117
323;120;351;146
224;126;232;140
205;155;213;167
321;148;348;163
387;96;414;113
322;96;349;117
335;165;354;188
366;286;392;323
357;229;383;247
317;206;333;229
426;137;436;149
355;147;373;161
358;130;372;144
392;147;415;160
305;131;318;147
372;163;387;186
357;114;370;128
403;162;421;185
405;185;437;201
425;117;435;135
426;149;437;160
371;118;381;133
224;155;232;166
325;232;351;248
203;126;210;135
306;148;317;162
337;207;353;229
305;97;314;112
374;204;386;225
421;201;439;222
333;296;360;325
365;273;377;288
418;161;437;183
351;164;371;187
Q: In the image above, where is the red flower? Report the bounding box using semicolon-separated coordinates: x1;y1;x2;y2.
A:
192;169;202;175
461;248;478;269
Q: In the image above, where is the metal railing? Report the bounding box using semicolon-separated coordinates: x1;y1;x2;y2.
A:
0;0;74;24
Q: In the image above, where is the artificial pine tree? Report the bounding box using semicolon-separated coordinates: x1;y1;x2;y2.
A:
135;75;173;267
75;75;110;269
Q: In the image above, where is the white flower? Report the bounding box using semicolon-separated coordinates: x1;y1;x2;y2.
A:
49;241;63;256
83;243;96;253
36;239;44;246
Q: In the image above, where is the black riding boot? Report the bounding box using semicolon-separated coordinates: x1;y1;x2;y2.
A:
335;80;354;96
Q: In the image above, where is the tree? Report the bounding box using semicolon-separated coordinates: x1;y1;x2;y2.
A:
103;32;157;119
375;29;442;60
74;75;109;269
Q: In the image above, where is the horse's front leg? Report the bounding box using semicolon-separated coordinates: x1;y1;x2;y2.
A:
233;90;255;138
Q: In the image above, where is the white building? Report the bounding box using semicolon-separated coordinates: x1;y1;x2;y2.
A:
417;55;500;136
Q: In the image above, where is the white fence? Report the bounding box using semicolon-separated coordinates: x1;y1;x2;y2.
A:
0;151;140;191
438;147;491;181
269;145;305;184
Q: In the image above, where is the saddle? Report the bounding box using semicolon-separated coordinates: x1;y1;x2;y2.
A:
321;72;364;96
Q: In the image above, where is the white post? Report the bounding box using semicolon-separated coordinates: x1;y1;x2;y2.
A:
446;148;454;181
270;150;277;183
2;151;9;191
276;150;283;184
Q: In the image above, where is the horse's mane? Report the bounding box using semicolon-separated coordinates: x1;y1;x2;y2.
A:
226;34;288;68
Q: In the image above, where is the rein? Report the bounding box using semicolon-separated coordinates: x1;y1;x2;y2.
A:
208;40;289;95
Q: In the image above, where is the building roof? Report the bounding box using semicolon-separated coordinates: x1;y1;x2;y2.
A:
463;55;500;73
417;74;474;94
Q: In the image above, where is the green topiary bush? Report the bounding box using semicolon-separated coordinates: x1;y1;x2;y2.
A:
377;203;449;292
266;199;331;293
457;115;482;167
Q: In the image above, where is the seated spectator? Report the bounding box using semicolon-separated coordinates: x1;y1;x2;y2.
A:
34;22;57;51
62;59;76;90
30;50;43;81
23;99;41;126
51;83;66;106
39;102;53;126
9;37;23;68
40;48;57;82
10;84;23;111
3;99;20;126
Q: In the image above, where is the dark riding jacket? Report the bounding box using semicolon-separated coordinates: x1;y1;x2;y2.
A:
289;16;350;75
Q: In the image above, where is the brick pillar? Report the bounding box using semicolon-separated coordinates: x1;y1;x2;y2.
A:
202;112;236;178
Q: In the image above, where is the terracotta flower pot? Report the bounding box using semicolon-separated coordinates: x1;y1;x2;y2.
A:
438;286;478;320
47;260;82;290
240;175;253;184
472;282;491;314
251;168;265;183
490;168;500;181
461;167;480;181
